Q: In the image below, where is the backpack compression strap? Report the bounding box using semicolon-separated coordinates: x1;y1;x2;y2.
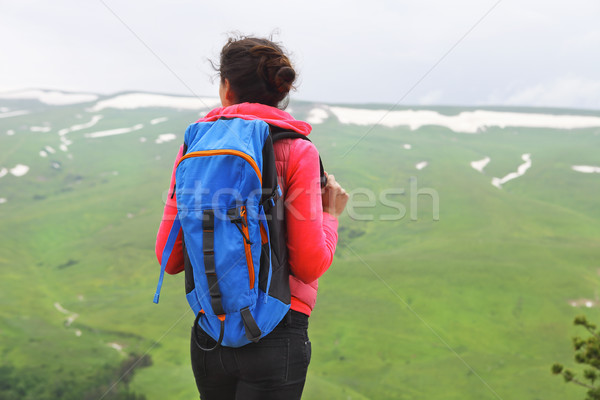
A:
191;209;227;352
192;309;225;352
202;209;225;317
270;130;327;188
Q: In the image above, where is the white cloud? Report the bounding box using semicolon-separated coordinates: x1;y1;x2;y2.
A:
561;29;600;52
502;77;600;109
1;1;600;108
417;90;444;105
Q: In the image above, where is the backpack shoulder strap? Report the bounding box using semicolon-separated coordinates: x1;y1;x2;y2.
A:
270;130;327;188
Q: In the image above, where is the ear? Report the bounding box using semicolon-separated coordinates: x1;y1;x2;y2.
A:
221;79;236;106
224;79;235;101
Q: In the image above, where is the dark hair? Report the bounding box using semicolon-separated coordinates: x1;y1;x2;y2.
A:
215;35;296;109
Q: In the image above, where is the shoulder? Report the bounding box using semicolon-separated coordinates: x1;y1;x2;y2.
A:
274;136;318;172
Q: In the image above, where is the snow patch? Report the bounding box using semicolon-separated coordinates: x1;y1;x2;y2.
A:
306;108;329;124
10;164;29;177
0;89;98;105
0;168;7;178
572;165;600;174
39;150;48;157
108;342;125;354
492;154;532;189
30;126;51;133
0;110;30;119
85;123;144;138
471;157;491;173
58;115;103;136
44;146;56;154
155;133;176;144
89;93;220;111
65;314;78;326
403;144;412;150
328;107;600;133
54;302;79;327
416;161;428;170
0;198;6;204
75;330;82;337
59;144;68;152
569;298;597;308
150;117;168;125
139;137;147;143
54;302;69;314
0;107;8;112
6;129;15;136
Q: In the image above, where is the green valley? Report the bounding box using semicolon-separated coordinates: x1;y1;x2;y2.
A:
1;91;599;399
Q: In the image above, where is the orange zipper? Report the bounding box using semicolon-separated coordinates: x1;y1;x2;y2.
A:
240;206;255;289
259;223;268;245
176;149;258;289
177;149;262;184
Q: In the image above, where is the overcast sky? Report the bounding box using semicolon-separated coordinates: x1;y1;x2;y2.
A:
1;0;599;109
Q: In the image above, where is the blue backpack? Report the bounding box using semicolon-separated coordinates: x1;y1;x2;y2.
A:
154;117;323;349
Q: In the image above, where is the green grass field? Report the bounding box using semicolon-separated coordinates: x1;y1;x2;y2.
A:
1;94;599;399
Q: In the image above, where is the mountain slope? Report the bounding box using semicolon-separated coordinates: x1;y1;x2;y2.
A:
1;90;599;399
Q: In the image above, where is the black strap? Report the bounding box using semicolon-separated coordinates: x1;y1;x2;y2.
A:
203;210;225;316
271;130;327;188
192;311;224;352
191;209;227;351
171;142;189;199
240;307;262;343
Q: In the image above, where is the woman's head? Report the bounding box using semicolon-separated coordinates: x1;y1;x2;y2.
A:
215;35;296;109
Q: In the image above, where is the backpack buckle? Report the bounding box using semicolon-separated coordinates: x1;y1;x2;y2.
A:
262;185;281;211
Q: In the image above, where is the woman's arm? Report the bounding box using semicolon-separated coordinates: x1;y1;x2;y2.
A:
155;145;185;274
284;140;339;284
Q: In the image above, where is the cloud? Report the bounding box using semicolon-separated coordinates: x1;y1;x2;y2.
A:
1;1;600;108
501;77;600;109
417;90;444;105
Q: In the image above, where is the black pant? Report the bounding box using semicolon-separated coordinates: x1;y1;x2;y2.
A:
190;311;312;400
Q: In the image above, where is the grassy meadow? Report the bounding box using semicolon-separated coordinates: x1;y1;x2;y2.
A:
1;94;599;399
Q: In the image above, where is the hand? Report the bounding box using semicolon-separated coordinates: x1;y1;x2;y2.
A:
321;173;349;218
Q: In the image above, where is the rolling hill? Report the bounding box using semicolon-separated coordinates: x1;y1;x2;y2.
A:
1;89;599;399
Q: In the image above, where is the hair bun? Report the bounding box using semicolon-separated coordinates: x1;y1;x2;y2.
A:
274;66;296;93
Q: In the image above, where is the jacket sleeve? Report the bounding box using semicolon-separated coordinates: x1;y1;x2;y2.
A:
284;139;339;284
155;145;185;275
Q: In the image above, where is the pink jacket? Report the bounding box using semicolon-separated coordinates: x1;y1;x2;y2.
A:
155;103;339;316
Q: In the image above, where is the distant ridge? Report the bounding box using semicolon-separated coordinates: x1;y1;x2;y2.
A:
0;89;98;105
2;88;600;133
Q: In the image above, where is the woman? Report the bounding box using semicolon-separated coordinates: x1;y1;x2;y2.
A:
156;35;348;399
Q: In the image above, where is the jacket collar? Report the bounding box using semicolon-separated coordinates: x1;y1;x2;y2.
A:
197;102;312;136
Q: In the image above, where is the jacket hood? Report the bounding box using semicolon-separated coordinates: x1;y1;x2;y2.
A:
197;103;312;136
